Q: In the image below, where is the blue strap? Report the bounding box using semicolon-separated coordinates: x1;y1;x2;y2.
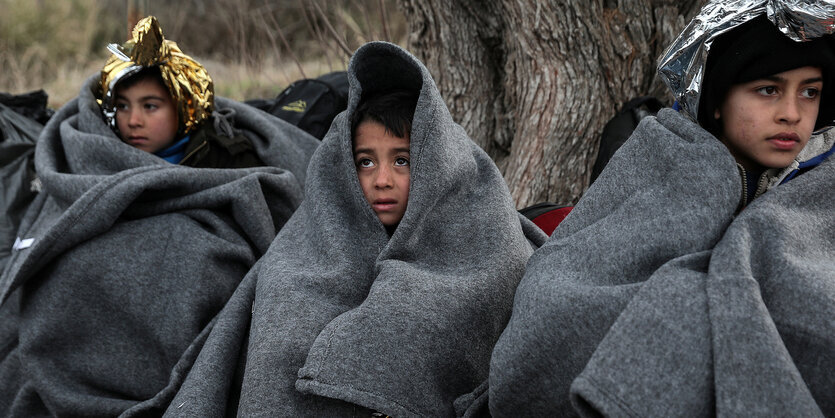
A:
672;101;681;112
781;140;835;184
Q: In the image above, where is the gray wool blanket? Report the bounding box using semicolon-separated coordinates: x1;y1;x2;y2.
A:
165;41;546;418
0;76;319;417
487;109;835;416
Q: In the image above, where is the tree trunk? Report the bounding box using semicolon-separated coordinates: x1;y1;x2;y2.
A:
398;0;703;207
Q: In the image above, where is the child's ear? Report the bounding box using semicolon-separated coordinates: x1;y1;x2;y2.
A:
714;108;721;120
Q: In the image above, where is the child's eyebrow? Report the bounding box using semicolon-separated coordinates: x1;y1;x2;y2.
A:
353;147;374;155
760;75;823;84
353;147;411;155
114;94;167;102
138;95;168;101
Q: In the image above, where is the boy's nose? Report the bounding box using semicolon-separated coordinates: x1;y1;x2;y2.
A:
128;109;143;127
374;166;393;188
777;96;802;124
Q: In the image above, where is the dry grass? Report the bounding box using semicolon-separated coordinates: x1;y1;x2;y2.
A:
204;55;353;102
0;0;407;108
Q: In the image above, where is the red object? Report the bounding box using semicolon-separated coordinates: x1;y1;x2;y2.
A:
531;206;573;236
519;202;574;236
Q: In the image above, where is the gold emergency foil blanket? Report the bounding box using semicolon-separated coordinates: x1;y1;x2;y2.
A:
99;16;213;135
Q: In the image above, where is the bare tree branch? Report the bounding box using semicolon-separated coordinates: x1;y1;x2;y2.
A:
265;11;307;79
312;0;353;56
379;0;391;41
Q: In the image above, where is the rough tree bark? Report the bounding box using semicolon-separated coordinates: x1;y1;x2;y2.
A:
399;0;703;207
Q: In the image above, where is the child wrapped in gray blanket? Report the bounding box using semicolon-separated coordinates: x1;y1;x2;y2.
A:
484;1;835;417
98;16;265;168
162;41;546;417
0;16;318;417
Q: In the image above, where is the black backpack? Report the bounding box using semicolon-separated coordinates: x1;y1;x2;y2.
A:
0;89;53;125
590;96;663;184
249;71;349;140
0;95;45;272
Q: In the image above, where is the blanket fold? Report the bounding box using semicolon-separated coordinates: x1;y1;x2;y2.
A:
571;153;835;417
0;75;318;416
569;251;716;417
703;152;835;416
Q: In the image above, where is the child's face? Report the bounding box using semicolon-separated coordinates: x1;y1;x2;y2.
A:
715;66;822;171
114;78;179;153
353;120;410;227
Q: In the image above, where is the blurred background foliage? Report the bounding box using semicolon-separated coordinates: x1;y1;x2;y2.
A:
0;0;407;107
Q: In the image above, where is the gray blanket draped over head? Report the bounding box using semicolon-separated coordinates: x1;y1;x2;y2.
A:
165;41;546;418
487;109;835;416
0;75;319;417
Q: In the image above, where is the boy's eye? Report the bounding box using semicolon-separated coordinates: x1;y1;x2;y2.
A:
144;103;159;110
357;158;374;168
756;86;778;96
394;157;410;167
801;87;820;100
115;102;128;111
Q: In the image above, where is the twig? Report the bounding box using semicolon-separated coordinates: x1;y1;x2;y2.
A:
301;0;338;71
312;0;353;56
126;0;148;39
255;12;292;84
350;0;374;41
265;10;307;79
379;0;391;41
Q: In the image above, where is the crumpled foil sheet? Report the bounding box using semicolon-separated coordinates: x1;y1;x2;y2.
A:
657;0;835;121
99;16;213;135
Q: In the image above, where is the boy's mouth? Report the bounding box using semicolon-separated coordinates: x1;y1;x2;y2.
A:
767;132;800;150
372;199;398;211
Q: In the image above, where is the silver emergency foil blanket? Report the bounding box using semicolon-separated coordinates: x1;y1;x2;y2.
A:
657;0;835;121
